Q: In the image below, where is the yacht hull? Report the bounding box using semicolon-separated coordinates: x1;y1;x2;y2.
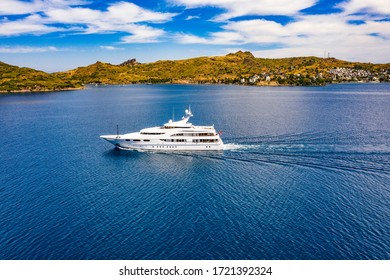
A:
100;135;224;151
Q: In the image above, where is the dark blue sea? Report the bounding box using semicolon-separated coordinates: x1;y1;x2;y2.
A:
1;84;389;260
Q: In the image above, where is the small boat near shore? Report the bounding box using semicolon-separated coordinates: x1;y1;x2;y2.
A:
100;107;224;151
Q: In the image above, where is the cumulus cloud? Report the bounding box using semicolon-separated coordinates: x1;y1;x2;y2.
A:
0;0;88;15
169;0;316;20
0;15;62;35
106;2;174;23
45;7;102;24
0;0;41;15
0;0;176;43
120;24;167;43
337;0;390;15
176;18;290;45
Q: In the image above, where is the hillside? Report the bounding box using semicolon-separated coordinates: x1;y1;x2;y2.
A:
1;51;390;93
62;51;390;86
0;61;83;93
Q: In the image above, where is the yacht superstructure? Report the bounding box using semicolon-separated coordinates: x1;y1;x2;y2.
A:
100;107;224;151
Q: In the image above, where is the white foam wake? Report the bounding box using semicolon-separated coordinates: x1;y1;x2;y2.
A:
223;143;264;151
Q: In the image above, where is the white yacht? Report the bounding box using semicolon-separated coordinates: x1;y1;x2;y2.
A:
100;107;224;151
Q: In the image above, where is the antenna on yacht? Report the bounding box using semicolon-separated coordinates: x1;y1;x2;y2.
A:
116;125;119;138
186;105;193;117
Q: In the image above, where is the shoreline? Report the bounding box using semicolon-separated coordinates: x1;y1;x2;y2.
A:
0;86;85;94
1;81;387;94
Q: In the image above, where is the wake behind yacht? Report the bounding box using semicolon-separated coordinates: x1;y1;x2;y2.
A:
100;107;224;151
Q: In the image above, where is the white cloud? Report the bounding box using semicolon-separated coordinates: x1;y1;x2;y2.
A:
0;0;88;15
253;37;390;63
45;7;102;24
185;15;200;20
175;33;209;44
0;15;62;35
0;1;176;43
44;2;177;27
0;45;58;53
225;19;287;42
364;20;390;39
176;19;287;45
120;25;166;43
170;0;316;20
100;45;124;51
106;2;175;23
43;2;177;41
338;0;390;15
0;0;41;15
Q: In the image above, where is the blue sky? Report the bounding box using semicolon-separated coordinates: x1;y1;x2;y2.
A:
0;0;389;72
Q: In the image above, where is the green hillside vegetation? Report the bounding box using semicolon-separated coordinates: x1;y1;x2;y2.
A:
0;61;83;93
1;51;390;93
64;51;390;86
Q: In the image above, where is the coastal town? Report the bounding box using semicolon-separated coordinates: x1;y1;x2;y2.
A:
328;67;389;83
244;67;390;86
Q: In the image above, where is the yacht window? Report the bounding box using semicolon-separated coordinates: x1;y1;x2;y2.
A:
140;132;165;135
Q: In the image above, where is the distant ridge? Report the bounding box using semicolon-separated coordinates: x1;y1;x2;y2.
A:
1;51;390;93
0;61;83;93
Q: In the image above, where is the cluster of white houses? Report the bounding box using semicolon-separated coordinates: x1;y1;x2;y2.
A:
240;67;389;85
329;67;381;82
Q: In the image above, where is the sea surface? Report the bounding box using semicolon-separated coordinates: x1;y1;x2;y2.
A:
0;83;389;260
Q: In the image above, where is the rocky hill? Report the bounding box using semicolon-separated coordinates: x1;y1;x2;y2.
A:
1;51;390;93
60;51;390;86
